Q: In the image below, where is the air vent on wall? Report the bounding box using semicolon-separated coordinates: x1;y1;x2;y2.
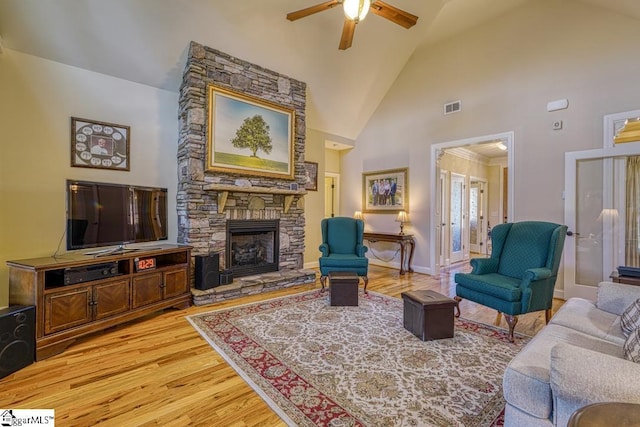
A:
444;100;461;115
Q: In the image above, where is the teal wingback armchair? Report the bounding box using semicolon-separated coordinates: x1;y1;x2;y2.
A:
319;217;369;291
454;221;567;341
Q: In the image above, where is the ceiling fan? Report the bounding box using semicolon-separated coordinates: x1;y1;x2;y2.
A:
286;0;418;50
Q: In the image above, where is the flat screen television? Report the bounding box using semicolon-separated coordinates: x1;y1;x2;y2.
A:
66;180;168;251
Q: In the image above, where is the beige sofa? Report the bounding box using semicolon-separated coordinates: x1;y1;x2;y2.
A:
503;281;640;426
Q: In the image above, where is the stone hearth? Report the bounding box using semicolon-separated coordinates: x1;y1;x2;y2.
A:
191;269;317;306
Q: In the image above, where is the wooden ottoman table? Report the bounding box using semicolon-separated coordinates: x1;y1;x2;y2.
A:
328;271;359;306
401;290;456;340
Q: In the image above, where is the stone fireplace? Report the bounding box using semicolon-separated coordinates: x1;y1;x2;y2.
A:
177;42;314;303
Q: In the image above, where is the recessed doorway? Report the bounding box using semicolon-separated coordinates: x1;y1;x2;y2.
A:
324;172;340;218
430;132;514;276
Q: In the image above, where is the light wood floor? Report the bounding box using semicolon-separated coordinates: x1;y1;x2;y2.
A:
0;265;564;426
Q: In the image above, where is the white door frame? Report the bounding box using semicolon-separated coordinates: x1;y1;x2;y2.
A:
430;131;515;276
438;170;449;267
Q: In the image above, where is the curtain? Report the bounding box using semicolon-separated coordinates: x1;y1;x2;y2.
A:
626;156;640;267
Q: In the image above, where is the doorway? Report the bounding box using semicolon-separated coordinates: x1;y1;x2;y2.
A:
430;131;514;276
324;172;340;218
563;110;640;300
564;144;640;300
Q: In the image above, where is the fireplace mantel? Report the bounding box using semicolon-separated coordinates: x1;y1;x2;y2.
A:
203;183;307;213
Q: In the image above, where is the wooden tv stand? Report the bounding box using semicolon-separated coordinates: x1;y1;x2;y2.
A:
8;244;192;361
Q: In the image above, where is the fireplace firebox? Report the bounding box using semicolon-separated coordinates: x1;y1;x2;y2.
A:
226;219;279;278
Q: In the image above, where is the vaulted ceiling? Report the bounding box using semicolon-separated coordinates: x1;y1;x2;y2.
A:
1;0;639;139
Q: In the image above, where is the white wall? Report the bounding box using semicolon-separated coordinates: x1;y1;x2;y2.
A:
0;49;179;307
302;129;326;267
342;0;640;277
302;129;353;268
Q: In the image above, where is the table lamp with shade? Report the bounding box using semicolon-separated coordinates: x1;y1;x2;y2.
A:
396;210;409;235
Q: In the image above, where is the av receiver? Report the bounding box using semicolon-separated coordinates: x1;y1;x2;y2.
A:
64;262;119;285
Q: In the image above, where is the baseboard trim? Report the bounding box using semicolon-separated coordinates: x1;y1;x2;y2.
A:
303;261;319;269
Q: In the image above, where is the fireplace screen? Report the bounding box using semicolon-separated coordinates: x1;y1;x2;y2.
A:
226;219;279;277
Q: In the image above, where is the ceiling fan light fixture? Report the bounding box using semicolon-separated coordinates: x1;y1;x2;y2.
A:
343;0;371;22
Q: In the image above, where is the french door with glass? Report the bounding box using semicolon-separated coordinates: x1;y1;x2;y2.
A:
469;179;487;254
564;143;640;300
450;173;466;264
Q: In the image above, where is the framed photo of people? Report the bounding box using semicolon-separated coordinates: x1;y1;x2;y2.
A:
71;117;130;171
303;161;318;191
362;167;408;213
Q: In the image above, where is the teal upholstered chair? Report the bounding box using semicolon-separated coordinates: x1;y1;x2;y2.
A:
319;217;369;291
454;221;567;341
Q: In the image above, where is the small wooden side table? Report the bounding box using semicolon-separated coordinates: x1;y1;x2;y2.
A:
568;402;640;427
610;272;640;287
363;232;415;275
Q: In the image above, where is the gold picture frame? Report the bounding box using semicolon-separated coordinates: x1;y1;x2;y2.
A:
206;84;295;179
362;167;408;213
71;117;130;171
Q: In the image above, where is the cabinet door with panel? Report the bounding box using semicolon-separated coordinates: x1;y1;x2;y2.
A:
94;279;130;320
44;287;92;334
163;269;188;299
132;272;163;308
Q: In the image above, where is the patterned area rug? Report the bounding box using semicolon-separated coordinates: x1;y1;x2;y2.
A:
187;290;529;426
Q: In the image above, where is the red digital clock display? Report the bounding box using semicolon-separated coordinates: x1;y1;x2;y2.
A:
135;257;156;272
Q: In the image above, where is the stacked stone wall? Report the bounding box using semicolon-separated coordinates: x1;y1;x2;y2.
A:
177;42;307;282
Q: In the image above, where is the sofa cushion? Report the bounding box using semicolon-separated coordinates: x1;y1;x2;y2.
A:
550;297;626;346
621;298;640;337
624;328;640;363
597;282;640;316
503;324;623;419
550;342;640;426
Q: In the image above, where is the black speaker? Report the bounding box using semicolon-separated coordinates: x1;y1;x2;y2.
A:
195;253;220;290
0;305;35;379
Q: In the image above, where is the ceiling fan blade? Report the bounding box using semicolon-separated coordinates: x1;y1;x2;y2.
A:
339;18;356;50
370;0;418;29
286;0;341;21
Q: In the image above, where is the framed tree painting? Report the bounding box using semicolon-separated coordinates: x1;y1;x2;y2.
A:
71;117;130;171
362;167;408;213
206;84;295;179
303;161;318;191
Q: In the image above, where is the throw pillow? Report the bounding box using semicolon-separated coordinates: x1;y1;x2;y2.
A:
624;327;640;363
621;298;640;337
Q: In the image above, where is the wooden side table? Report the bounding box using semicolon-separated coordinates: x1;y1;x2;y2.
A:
610;272;640;286
363;232;415;275
568;402;640;426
